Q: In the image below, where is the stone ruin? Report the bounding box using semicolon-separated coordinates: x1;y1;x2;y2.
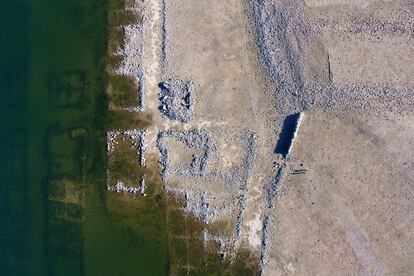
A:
106;130;146;194
156;129;256;252
158;78;195;123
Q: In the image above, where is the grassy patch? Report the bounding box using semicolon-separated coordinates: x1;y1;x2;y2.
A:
109;9;142;27
108;0;139;10
107;74;139;108
108;135;143;187
107;27;125;54
105;156;260;275
105;54;123;73
106;110;152;129
208;218;235;237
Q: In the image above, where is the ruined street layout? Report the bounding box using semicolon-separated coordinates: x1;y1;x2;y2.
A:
106;0;414;274
105;0;270;265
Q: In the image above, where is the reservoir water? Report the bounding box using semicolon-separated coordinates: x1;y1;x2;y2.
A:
0;0;169;274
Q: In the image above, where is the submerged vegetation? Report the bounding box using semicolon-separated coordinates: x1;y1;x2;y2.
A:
3;0;260;273
107;110;152;129
109;9;142;27
107;136;144;187
105;157;260;275
106;0;142;108
107;75;140;109
39;0;258;275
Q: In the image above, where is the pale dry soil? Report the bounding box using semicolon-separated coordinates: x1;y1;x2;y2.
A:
262;1;414;274
265;111;414;275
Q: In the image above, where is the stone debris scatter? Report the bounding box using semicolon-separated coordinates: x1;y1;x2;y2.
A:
156;129;256;251
106;130;146;194
104;0;414;273
158;79;196;123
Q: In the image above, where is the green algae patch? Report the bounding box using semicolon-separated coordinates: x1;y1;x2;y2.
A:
107;134;144;187
107;75;140;109
106;54;124;73
106;0;145;111
107;110;152;129
107;27;125;55
165;209;260;275
109;9;143;27
48;179;83;205
109;0;139;10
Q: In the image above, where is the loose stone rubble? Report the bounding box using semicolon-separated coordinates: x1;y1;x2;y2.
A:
156;129;256;251
158;79;195;123
106;0;414;273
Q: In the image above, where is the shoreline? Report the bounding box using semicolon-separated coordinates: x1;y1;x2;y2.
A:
104;0;414;274
103;0;261;273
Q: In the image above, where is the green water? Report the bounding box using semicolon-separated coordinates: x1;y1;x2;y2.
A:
0;0;170;275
